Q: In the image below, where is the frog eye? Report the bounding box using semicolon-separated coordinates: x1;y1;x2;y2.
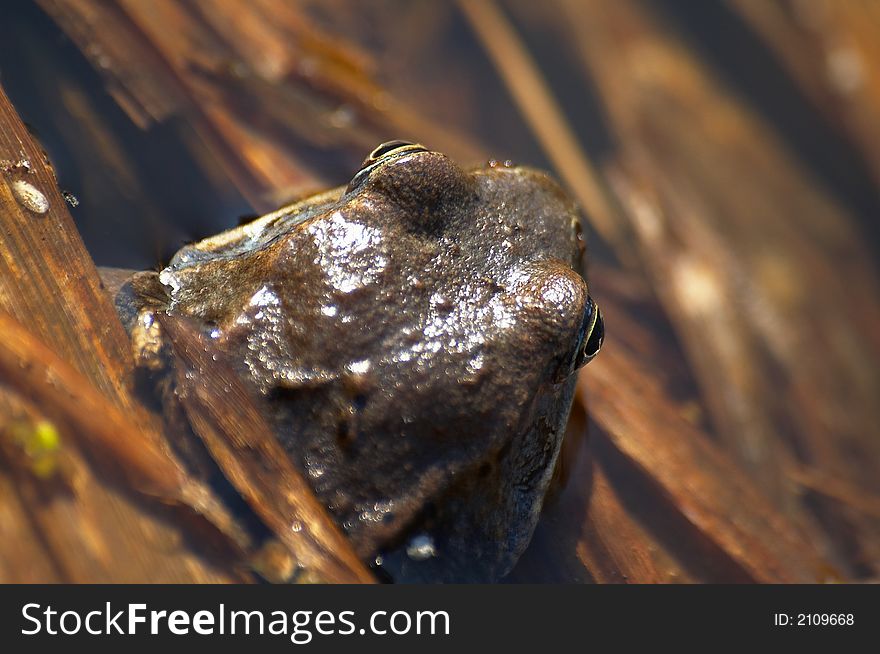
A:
364;140;427;165
347;141;430;194
575;297;603;368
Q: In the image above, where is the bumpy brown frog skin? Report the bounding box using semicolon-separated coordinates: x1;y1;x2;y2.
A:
129;142;603;582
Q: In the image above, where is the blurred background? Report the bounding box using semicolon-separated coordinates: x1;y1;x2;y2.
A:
0;0;878;582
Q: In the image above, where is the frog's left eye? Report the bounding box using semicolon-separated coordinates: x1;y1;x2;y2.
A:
365;140;427;164
347;141;429;193
575;297;603;368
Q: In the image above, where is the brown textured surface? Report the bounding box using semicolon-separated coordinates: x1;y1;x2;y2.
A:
161;315;375;583
0;83;238;582
1;0;877;582
152;150;593;582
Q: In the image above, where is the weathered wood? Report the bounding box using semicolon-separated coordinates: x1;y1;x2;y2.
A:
0;95;135;401
581;328;827;583
0;311;182;498
0;308;251;547
575;463;687;584
514;431;692;584
0;81;243;582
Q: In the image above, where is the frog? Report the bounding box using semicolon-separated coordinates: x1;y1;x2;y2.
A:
114;141;603;582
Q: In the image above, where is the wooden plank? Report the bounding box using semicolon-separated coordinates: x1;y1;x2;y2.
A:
0;82;239;582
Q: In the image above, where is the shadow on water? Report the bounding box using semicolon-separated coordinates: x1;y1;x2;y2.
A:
0;2;252;269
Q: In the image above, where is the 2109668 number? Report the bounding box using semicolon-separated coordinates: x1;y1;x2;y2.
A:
774;613;854;626
798;614;854;626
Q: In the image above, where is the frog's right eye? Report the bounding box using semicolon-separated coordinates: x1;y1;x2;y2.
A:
548;294;603;383
575;298;603;368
